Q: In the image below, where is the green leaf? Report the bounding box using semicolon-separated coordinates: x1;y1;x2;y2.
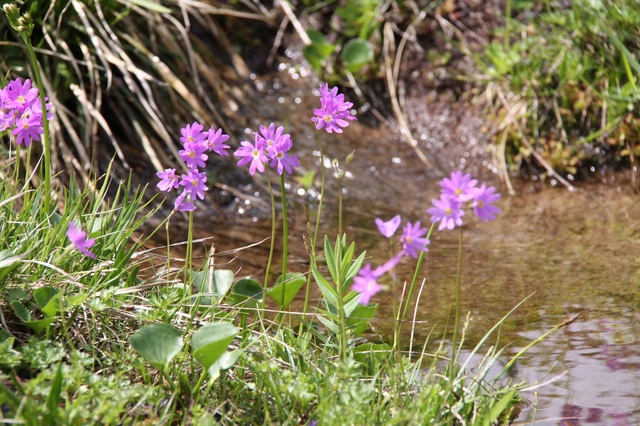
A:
0;250;21;282
10;301;30;322
340;38;373;73
130;324;184;371
311;267;339;309
324;235;337;283
483;390;517;426
191;322;237;370
206;349;241;381
346;304;378;337
191;267;235;304
228;278;263;307
267;273;306;309
33;287;60;318
45;364;63;424
24;318;57;334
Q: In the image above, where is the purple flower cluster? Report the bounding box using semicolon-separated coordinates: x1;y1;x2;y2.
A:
0;78;52;147
156;122;230;212
427;171;501;230
234;123;299;176
351;215;430;305
311;84;357;133
352;172;501;305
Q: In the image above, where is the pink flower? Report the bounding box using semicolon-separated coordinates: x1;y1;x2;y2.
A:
472;184;501;221
401;221;430;258
351;263;382;305
179;169;208;200
375;215;402;238
427;195;465;231
156;168;180;192
311;84;357;133
66;222;96;259
206;127;230;156
234;138;267;175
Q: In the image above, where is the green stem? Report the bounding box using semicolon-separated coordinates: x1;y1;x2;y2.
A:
394;222;436;350
300;131;326;324
335;238;347;360
22;35;51;216
336;171;343;237
449;226;464;381
185;210;194;293
262;168;277;309
279;173;288;278
312;131;326;253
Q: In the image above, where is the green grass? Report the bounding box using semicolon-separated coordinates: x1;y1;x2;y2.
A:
474;0;640;186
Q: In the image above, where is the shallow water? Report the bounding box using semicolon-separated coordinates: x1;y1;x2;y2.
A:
172;66;640;425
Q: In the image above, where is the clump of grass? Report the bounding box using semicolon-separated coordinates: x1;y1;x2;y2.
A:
475;0;640;188
0;3;547;425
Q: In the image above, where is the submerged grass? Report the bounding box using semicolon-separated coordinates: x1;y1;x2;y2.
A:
0;2;564;425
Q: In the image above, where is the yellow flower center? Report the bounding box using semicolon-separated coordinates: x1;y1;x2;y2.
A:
22;123;29;129
445;207;452;215
324;114;332;122
477;201;484;208
454;188;462;195
189;151;195;158
17;96;24;103
406;236;413;244
252;149;260;158
191;179;197;186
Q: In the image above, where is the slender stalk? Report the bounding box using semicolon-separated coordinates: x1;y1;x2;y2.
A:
449;226;464;382
262;168;277;309
185;210;194;293
394;222;436;350
312;131;326;251
22;35;52;215
300;131;327;321
279;173;288;278
334;164;344;237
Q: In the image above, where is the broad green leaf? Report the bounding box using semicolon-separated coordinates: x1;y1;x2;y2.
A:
341;38;373;73
207;349;241;381
24;318;57;334
33;287;60;317
130;324;183;370
267;273;306;309
344;251;366;287
228;278;263;307
10;301;30;322
192;267;235;304
191;322;237;370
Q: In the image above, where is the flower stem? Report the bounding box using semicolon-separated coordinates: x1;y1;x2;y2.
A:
312;131;326;252
449;226;464;382
279;173;288;279
262;168;277;309
22;35;51;216
394;222;436;350
185;210;194;293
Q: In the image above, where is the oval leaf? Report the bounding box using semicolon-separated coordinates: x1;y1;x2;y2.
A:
267;273;306;309
191;322;238;370
340;38;373;72
130;324;183;370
